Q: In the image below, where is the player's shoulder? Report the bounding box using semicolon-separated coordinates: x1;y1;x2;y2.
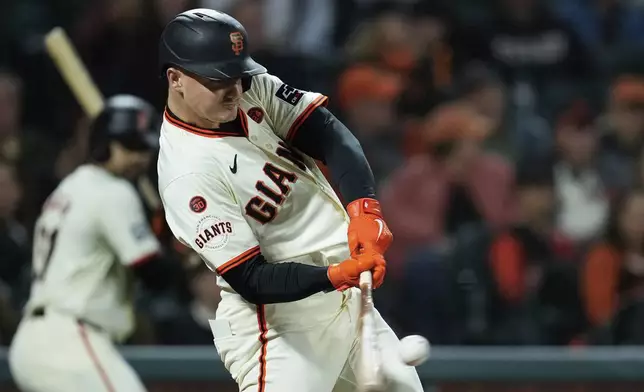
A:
157;145;230;198
158;138;227;180
242;72;277;107
244;73;300;104
159;117;230;162
248;72;281;92
157;113;241;200
61;164;141;208
100;173;141;203
63;164;132;191
159;169;234;215
243;73;311;110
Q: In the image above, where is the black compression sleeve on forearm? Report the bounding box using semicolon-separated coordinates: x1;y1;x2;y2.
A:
291;106;376;203
220;252;334;304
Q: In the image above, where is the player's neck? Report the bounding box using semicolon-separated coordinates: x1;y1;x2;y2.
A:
96;161;119;177
167;91;221;129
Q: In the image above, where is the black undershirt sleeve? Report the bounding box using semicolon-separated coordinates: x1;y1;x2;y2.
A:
217;108;373;304
220;252;334;304
290;106;376;203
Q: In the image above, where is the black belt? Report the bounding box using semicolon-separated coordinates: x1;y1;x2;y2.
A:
31;307;104;332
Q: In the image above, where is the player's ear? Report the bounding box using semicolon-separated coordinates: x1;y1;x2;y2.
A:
108;141;126;163
166;68;183;93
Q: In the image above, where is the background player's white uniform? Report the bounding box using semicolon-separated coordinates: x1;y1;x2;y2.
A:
9;164;160;392
159;73;422;391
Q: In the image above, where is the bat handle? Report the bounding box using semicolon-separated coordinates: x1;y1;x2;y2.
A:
359;270;373;287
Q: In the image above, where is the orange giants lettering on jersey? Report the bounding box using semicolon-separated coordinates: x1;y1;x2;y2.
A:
245;163;297;224
275;142;307;171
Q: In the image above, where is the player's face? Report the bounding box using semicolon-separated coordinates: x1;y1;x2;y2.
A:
123;150;152;178
109;142;152;179
180;72;243;124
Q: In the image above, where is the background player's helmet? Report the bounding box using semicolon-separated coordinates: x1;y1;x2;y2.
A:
89;95;160;162
158;8;267;81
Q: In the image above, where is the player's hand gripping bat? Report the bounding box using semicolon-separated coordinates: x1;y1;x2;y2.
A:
43;27;161;211
357;270;385;391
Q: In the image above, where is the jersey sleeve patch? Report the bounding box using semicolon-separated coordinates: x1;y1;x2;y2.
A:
189;195;208;213
194;215;234;250
275;84;304;106
247;107;264;123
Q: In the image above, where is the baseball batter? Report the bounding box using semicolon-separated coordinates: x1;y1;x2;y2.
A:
9;95;184;392
158;9;422;392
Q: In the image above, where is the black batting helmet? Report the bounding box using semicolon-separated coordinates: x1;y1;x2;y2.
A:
90;95;160;162
158;8;267;81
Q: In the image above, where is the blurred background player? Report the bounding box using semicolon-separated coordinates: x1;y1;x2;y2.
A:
8;95;185;392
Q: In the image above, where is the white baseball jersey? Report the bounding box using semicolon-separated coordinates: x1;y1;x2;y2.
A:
158;73;349;293
25;164;161;341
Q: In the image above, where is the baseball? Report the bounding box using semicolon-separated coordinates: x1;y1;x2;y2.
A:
399;335;430;366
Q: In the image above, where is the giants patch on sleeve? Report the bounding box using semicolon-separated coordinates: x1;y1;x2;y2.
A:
194;215;234;250
275;84;304;106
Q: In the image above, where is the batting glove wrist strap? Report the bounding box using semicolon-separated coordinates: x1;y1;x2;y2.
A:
347;198;383;219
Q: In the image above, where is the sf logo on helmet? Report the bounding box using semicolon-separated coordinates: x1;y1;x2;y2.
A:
230;32;244;56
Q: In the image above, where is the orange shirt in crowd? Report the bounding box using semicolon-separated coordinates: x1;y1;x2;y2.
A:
581;243;622;327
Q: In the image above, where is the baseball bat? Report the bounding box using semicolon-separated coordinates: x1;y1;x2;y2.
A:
44;27;161;210
358;270;385;391
44;27;105;119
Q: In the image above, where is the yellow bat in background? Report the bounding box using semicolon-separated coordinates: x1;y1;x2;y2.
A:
43;27;161;211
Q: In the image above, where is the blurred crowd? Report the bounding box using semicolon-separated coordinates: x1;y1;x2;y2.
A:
2;0;644;348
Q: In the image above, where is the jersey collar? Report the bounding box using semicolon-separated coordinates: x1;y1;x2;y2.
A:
164;107;249;138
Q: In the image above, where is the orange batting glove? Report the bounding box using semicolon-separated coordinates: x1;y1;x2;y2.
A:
327;251;387;291
347;198;393;258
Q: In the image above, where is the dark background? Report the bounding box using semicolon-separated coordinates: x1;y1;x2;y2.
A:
3;0;644;389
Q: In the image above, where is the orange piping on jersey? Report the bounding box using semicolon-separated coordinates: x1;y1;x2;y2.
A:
164;108;245;138
215;246;261;275
78;323;116;392
256;304;268;392
285;95;329;141
240;107;250;137
129;251;161;267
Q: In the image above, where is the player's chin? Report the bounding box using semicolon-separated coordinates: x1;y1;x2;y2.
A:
123;165;147;180
217;103;239;122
